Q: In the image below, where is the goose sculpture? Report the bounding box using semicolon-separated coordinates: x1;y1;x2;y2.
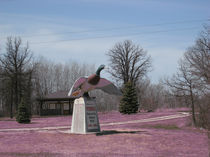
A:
68;65;121;98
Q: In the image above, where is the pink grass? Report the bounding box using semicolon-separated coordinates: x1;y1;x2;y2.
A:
0;108;208;157
0;108;190;129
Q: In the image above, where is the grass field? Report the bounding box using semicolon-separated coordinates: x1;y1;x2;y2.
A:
0;108;209;157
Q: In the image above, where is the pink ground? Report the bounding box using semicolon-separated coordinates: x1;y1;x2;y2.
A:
0;108;209;157
0;107;188;129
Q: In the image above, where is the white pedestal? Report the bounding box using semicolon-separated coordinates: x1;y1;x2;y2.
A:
71;97;100;134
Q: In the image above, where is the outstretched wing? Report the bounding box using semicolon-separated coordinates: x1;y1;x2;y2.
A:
68;77;87;97
96;78;122;96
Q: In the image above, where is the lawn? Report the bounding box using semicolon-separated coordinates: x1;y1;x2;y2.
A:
0;108;209;157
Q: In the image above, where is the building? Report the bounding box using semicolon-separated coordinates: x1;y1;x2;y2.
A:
38;91;75;116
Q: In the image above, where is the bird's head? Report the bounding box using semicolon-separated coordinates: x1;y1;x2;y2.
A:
96;64;105;76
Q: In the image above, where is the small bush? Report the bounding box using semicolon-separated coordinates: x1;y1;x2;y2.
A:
16;99;31;123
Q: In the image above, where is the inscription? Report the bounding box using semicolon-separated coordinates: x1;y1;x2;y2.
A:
86;107;96;111
86;100;98;130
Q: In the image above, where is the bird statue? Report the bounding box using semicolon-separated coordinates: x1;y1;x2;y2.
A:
68;64;121;98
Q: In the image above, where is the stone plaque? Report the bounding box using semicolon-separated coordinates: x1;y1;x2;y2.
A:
71;97;100;134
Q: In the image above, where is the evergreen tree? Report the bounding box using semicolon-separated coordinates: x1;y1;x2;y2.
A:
16;98;31;123
119;82;139;114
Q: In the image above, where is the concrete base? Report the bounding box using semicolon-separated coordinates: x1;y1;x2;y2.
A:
71;97;100;134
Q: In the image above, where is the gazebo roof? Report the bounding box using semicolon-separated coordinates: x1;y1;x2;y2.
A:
38;91;74;101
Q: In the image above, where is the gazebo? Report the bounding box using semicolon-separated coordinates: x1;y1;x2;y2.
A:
38;91;74;116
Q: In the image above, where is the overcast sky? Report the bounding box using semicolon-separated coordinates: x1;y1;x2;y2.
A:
0;0;209;83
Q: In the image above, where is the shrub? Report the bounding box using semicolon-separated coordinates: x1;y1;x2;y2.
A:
16;99;31;123
119;82;139;114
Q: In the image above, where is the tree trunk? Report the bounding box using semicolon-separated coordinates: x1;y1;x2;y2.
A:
10;83;13;119
190;86;196;125
14;74;18;110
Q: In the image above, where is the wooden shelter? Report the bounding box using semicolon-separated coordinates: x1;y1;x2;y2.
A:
38;91;74;116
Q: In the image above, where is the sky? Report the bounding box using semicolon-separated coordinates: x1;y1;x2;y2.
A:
0;0;209;83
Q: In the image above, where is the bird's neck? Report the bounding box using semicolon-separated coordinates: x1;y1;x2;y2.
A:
96;68;103;76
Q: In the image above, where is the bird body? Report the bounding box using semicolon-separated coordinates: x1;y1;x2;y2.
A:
87;74;100;85
68;65;121;97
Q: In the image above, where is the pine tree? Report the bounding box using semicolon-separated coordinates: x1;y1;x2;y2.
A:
16;98;31;123
119;82;139;114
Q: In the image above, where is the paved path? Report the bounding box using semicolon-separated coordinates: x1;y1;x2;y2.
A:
101;112;190;126
0;112;190;132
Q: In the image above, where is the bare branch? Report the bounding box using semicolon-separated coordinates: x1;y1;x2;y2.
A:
107;40;152;85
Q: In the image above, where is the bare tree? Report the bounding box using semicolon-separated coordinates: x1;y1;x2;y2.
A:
183;25;210;129
107;40;152;85
184;25;210;91
164;59;198;125
162;25;210;127
0;37;33;118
